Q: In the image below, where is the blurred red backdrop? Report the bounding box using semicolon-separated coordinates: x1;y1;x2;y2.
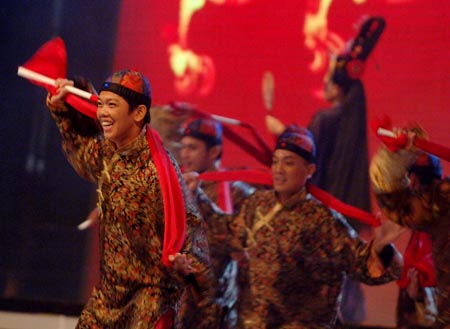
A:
114;0;450;174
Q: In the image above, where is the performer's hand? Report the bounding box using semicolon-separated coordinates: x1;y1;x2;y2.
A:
367;218;406;277
169;253;195;276
403;124;427;152
48;78;74;108
406;268;420;300
372;218;407;254
371;115;407;152
183;171;200;193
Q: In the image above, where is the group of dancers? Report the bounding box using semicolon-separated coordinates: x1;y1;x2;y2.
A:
22;15;450;329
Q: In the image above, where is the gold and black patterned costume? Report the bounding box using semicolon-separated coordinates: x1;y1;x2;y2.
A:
178;178;255;329
47;100;215;328
196;187;403;328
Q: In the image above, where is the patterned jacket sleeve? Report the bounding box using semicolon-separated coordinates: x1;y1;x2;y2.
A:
322;208;403;285
179;209;216;307
173;156;216;308
46;95;104;183
196;187;248;254
230;181;256;213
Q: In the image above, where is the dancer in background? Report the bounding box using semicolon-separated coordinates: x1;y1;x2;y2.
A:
307;15;385;231
370;126;450;328
397;231;438;328
396;153;440;328
150;103;191;163
180;118;255;213
178;118;255;328
46;69;215;328
266;16;386;324
184;128;405;328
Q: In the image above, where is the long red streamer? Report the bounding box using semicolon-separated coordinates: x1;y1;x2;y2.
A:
199;169;380;227
146;128;186;267
414;138;450;163
306;183;380;227
199;169;273;186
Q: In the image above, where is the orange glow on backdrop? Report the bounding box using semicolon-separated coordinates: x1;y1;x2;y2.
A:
114;0;450;172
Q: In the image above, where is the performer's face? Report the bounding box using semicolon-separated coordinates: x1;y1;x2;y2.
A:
97;91;146;148
272;149;315;202
180;136;218;173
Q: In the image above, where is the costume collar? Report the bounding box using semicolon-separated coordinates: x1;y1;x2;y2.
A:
274;187;308;209
107;128;147;156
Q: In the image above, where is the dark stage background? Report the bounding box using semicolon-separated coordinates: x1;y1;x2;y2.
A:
1;0;449;326
0;0;121;310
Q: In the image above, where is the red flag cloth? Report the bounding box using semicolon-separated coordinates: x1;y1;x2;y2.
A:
22;37;67;90
372;114;450;163
370;115;407;152
198;169;380;227
20;37;99;118
146;128;186;267
414;138;450;164
397;231;437;288
64;94;97;119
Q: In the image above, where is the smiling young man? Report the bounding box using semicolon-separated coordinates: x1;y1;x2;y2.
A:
179;118;255;329
46;69;215;328
96;92;146;147
180;118;255;212
180;118;222;174
184;127;405;328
